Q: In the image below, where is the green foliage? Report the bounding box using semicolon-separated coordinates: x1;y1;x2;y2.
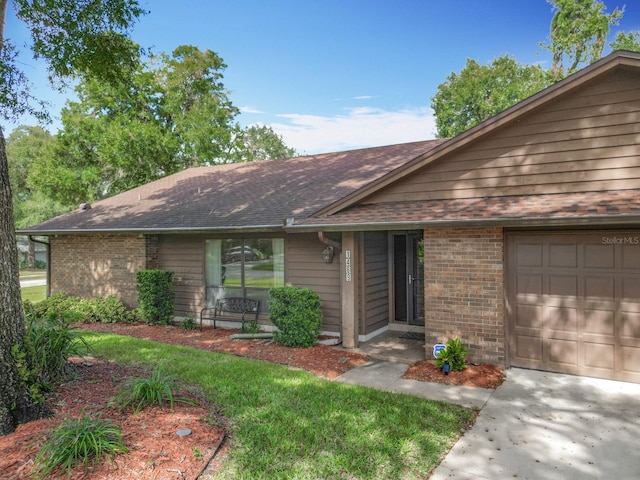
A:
244;318;261;334
24;292;133;324
179;316;198;330
268;286;322;347
32;413;127;479
24;313;92;387
431;55;551;138
541;0;624;76
24;292;85;324
30;45;297;205
86;332;476;479
113;369;177;413
232;125;297;162
136;270;174;325
82;295;135;324
610;30;640;52
434;338;469;372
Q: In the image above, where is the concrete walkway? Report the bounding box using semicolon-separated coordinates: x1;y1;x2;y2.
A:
335;359;492;409
336;361;640;479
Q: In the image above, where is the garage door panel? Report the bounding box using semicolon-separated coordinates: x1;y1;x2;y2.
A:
621;244;640;269
516;304;543;328
621;277;640;301
516;273;542;296
516;244;542;266
584;244;615;268
584;276;614;297
620;311;640;338
515;335;542;361
583;343;615;370
508;232;640;383
548;339;577;365
583;308;615;335
546;306;577;332
621;346;640;374
549;274;577;296
549;244;577;268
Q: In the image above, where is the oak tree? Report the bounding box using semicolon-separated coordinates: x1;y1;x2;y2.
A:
0;0;146;435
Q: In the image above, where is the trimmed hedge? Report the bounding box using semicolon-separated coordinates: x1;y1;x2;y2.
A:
268;286;322;347
136;270;174;325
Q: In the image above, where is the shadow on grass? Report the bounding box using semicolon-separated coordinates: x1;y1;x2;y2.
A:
83;331;475;480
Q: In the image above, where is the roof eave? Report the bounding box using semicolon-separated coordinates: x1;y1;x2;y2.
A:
16;224;285;236
286;214;640;233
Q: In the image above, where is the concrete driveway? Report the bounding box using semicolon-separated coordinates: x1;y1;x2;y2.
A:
430;368;640;479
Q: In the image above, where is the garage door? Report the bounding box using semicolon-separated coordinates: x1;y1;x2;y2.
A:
507;232;640;382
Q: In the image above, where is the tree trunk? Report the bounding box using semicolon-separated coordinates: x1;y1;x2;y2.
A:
0;129;40;435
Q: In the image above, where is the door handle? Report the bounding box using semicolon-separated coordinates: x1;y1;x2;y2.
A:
408;274;413;284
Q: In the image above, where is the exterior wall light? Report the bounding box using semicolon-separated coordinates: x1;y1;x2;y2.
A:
322;245;334;263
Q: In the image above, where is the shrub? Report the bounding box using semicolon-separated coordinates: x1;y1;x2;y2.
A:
32;413;127;479
434;337;468;372
268;286;322;347
21;313;92;390
179;316;198;330
24;293;134;324
136;270;174;324
113;369;179;413
25;292;84;323
88;295;135;323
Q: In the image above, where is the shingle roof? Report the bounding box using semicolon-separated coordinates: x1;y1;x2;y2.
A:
294;190;640;230
21;139;444;234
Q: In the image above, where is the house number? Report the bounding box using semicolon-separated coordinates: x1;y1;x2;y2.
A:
345;250;352;282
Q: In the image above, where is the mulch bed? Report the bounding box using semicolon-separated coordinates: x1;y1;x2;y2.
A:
0;322;506;479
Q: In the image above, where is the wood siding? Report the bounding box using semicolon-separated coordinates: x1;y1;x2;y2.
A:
157;235;205;318
285;233;342;333
362;232;389;335
367;69;640;203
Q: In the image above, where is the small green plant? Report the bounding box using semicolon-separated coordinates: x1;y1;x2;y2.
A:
268;286;322;348
21;313;92;391
244;318;261;334
193;448;204;461
434;337;469;372
32;413;127;479
113;369;178;413
179;316;198;330
136;270;174;324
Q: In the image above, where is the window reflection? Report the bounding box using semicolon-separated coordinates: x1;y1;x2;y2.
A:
205;238;284;311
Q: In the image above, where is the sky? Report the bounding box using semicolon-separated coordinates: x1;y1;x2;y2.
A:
5;0;640;155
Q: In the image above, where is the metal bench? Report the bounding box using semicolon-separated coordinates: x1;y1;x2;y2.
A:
200;297;260;331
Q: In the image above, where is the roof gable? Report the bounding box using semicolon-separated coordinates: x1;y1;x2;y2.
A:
315;50;640;217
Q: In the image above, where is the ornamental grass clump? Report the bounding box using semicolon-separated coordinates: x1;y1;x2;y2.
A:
32;413;127;479
113;369;177;413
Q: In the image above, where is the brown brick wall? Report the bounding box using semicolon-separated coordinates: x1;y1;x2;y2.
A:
50;234;147;308
423;227;505;366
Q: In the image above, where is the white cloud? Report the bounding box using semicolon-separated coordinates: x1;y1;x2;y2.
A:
240;106;264;114
353;95;374;100
270;106;437;155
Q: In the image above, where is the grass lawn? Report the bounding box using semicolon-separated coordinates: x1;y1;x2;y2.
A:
83;332;475;480
21;285;46;303
19;270;47;280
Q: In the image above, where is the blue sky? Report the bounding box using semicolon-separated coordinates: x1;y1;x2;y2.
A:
5;1;640;154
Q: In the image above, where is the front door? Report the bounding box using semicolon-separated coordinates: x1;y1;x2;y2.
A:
393;233;425;326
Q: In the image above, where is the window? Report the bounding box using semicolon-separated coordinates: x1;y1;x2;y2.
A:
205;238;284;311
